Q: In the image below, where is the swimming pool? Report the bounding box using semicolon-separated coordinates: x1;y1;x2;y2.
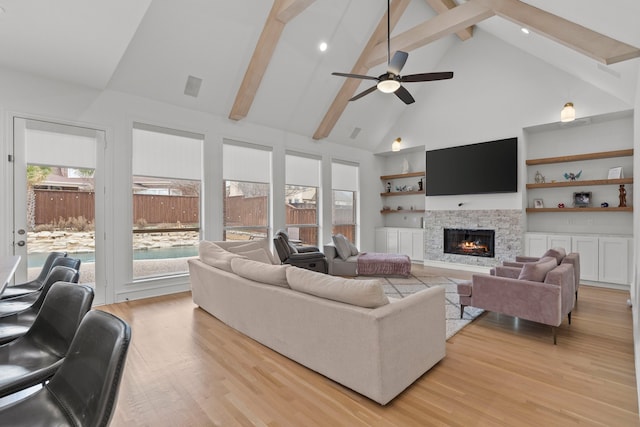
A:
27;245;198;268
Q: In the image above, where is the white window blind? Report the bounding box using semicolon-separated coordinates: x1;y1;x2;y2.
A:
331;161;358;191
223;141;271;183
25;120;97;169
286;153;320;187
132;123;203;180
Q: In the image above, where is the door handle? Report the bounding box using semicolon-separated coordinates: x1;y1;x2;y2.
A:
16;241;25;247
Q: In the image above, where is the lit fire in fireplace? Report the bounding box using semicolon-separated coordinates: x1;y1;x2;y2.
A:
458;240;489;254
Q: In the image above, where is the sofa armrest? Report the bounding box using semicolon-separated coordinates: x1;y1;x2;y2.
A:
503;261;526;268
471;274;562;326
323;244;338;260
288;252;326;262
297;245;320;253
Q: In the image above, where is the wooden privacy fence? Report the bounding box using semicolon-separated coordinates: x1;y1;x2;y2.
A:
34;190;355;241
34;190;199;225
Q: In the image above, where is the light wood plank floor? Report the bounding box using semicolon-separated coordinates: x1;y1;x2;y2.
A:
98;266;639;426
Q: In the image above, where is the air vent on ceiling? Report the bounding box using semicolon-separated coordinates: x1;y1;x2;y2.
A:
184;75;203;97
349;127;362;139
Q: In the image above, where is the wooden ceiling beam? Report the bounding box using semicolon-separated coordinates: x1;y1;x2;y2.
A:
423;0;474;41
476;0;640;65
229;0;315;121
366;0;493;68
313;0;412;140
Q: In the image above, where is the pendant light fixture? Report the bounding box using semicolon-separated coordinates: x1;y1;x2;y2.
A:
560;102;576;122
391;137;402;152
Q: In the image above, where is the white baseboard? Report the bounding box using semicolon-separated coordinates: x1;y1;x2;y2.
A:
422;260;491;274
114;275;191;303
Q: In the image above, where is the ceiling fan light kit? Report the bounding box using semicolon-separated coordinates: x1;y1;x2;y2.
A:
377;79;401;93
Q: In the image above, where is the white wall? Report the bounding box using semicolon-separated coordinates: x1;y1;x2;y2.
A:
633;66;640;417
0;68;380;303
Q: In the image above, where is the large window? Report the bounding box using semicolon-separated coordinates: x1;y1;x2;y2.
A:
132;123;203;279
331;161;359;244
223;142;272;241
285;153;320;246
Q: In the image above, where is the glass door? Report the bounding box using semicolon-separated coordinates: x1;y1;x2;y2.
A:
12;117;105;301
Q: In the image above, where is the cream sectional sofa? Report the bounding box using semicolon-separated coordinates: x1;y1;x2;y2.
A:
189;239;446;405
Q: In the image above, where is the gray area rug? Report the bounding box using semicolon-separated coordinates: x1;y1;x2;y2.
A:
356;272;484;340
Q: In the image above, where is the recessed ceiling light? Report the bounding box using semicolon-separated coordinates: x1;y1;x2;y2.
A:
521;27;530;35
319;41;328;52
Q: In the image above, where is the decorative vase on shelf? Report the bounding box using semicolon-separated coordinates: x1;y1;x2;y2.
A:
401;158;410;174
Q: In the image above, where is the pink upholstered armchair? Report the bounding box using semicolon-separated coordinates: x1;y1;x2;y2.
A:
457;260;576;344
503;248;581;301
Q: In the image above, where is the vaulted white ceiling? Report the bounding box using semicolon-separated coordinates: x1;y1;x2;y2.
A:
0;0;638;150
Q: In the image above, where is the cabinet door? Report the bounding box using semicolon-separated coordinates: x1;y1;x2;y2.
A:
375;228;387;253
571;236;598;281
547;235;572;252
387;229;399;254
398;230;413;257
412;230;424;261
524;234;547;257
598;237;629;285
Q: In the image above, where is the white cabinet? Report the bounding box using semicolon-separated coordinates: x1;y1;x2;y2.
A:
524;233;632;287
375;227;424;262
599;237;631;285
571;236;598;281
524;234;548;257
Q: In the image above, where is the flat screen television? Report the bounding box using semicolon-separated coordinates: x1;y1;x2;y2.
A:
425;137;517;196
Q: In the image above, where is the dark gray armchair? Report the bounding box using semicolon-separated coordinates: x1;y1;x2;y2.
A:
273;230;327;273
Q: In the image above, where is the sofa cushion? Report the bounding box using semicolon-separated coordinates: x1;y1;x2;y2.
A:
199;240;246;272
518;256;557;282
542;248;565;264
332;234;352;261
230;258;290;288
286;267;389;308
227;239;277;264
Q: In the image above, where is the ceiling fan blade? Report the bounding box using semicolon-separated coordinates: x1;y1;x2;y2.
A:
349;85;378;102
401;71;454;83
332;72;379;81
394;85;415;105
387;51;409;75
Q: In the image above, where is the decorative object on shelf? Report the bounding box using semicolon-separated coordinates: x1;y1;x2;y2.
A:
534;170;545;183
401;158;410;174
386;182;391;193
608;166;623;179
573;191;591;207
397;206;403;211
558;203;565;208
601;202;609;208
382;206;390;211
391;137;402;152
410;205;414;210
619;184;627;207
534;199;544;208
564;170;582;181
418;178;423;191
560;102;575;122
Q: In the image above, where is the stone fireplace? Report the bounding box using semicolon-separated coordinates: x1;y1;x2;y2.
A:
444;228;495;258
424;210;523;268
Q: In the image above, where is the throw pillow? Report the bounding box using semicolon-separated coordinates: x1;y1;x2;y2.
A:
348;240;359;256
332;234;352;261
541;248;564;265
227;239;278;264
286;267;389;308
230;258;290;288
518;256;557;282
233;248;272;264
199;240;246;273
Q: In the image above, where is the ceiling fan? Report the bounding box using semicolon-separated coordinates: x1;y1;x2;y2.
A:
332;0;453;105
